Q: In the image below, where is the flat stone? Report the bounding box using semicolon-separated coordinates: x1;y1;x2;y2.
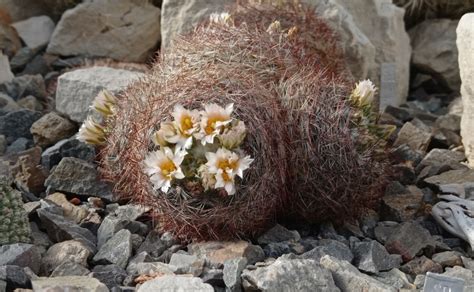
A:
137;275;213;292
458;14;474;167
384;221;434;262
12;16;55;50
352;240;401;274
44;192;88;224
55;67;144;122
419;149;465;168
0;52;14;84
169;253;204;277
188;241;265;267
242;257;340;292
44;157;114;202
30;112;76;147
320;255;396;292
393;122;432;152
91;264;128;290
257;224;300;245
41;240;91;275
32;276;108;292
424;169;474;198
0;244;41;274
47;0;161;62
127;261;176;277
400;256;443;277
372;268;415;290
41;137;95;170
93;229;132;269
223;257;247;292
0;109;41;143
50;261;90;277
37;207;97;253
432;251;463;268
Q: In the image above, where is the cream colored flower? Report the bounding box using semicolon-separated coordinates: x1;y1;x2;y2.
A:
198;103;234;145
218;120;247;149
91;90;117;117
205;148;253;195
166;104;199;149
351;79;377;107
210;12;232;25
144;147;186;193
77;116;106;145
198;164;217;191
152;121;177;147
266;20;281;34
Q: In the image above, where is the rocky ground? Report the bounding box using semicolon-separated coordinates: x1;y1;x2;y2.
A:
1;0;474;292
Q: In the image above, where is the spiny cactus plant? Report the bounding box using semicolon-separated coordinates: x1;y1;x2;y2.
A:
0;183;30;245
79;0;389;241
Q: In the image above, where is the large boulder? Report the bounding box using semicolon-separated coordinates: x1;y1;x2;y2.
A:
160;0;234;49
55;66;144;122
47;0;161;62
457;14;474;167
332;0;411;110
410;19;460;92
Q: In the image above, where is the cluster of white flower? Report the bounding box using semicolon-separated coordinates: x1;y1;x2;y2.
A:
144;103;253;195
77;90;117;145
350;79;377;108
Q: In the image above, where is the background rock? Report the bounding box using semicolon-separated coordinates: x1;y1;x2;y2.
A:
11;16;55;50
47;0;161;62
0;52;14;84
55;66;144;122
32;276;108;292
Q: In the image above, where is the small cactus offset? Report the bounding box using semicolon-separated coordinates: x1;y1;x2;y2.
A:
0;183;30;245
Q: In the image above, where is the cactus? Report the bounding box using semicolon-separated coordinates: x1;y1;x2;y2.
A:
0;183;30;245
86;0;389;241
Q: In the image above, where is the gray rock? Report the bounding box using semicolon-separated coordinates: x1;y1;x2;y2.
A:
223;257;247;292
136;230;168;258
419;149;465;168
384;221;434;262
169;253;204;277
0;109;41;143
443;266;474;290
432;251;463;267
0;244;41;274
93;229;132;269
127;262;176;276
320;255;396;292
393;121;432;152
41;240;91;275
161;0;233;48
44;157;114;201
458;14;474;167
242;257;340;292
372;268;415;290
12;16;55;50
37;207;97;253
0;280;5;292
10;47;37;71
332;0;411;110
257;224;300;245
47;0;161;62
436;114;462;132
5;137;32;155
50;261;90;277
97;205;149;248
32;276;109;292
41;137;95;170
299;239;353;263
0;52;14;84
201;267;224;286
17;95;43;111
381;185;424;222
424;168;474;198
30;112;76;148
55;67;144;122
91;264;127;289
0;135;5;155
410;19;460;92
0;74;47;100
30;221;52;255
0;265;31;290
137;275;213;292
352;240;401;273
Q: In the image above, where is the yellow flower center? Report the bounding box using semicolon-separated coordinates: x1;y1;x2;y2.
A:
205;115;228;135
180;115;194;132
221;171;232;182
217;158;238;172
159;159;177;178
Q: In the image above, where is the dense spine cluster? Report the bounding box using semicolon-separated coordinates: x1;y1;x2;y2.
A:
0;183;30;245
